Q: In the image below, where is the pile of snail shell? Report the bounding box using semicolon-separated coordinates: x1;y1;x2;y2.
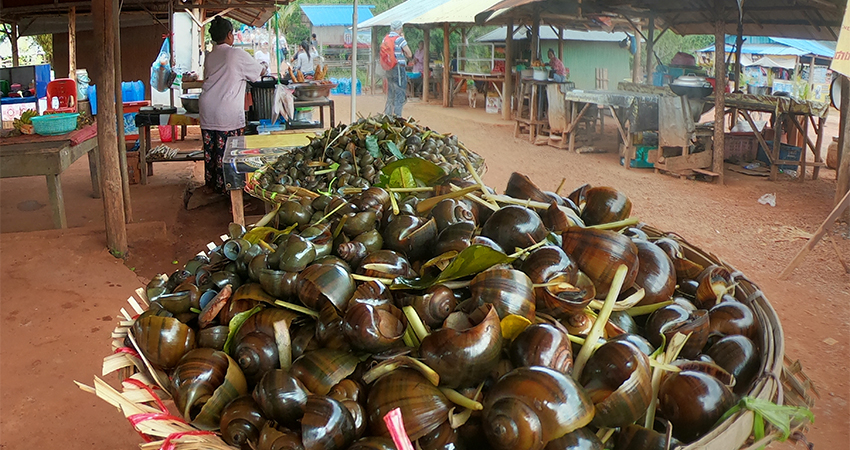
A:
131;171;762;450
255;115;485;193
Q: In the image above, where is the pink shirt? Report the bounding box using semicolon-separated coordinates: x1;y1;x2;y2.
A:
550;56;567;76
199;43;263;131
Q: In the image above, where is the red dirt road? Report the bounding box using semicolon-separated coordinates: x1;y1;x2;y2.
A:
1;93;847;449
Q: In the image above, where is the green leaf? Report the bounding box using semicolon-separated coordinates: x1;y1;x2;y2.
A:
365;135;381;158
223;304;264;353
717;396;815;442
243;226;293;245
380;157;447;186
392;244;515;290
386;141;405;159
388;166;416;189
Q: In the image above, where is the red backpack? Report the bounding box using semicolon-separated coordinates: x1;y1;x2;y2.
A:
380;34;400;71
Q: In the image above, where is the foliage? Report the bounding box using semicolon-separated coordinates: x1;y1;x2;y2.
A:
651;33;714;66
33;34;53;65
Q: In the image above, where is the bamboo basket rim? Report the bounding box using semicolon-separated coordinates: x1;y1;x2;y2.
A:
77;225;814;450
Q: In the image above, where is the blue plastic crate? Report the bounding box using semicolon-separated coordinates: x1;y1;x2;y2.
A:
757;141;802;172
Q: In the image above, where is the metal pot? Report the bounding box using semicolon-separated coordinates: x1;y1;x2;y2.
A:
670;74;713;98
180;93;200;113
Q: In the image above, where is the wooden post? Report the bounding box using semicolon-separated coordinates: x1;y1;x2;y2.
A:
838;76;850;221
645;15;655;84
423;27;430;102
69;7;77;81
731;21;743;126
370;28;379;94
712;3;726;184
558;27;563;60
531;14;540;62
442;22;450;108
113;0;132;223
503;19;513;121
350;0;358;123
779;189;850;279
632;23;642;83
460;28;467;72
93;0;128;256
10;23;19;66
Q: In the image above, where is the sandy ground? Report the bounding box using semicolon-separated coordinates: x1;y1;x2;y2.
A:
1;92;848;449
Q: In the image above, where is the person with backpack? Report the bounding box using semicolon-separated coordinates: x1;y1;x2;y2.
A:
381;21;412;116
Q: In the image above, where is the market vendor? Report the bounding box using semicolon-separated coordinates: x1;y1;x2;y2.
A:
292;41;317;77
193;16;265;207
547;49;568;83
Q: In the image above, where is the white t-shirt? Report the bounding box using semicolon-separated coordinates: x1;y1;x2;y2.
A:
199;43;263;131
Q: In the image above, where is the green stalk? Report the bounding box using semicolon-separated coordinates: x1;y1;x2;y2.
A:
572;265;628;380
626;300;674;316
587;217;641;230
440;387;484;411
254;202;281;228
403;306;430;341
312;201;347;226
273;300;319;318
351;273;396;285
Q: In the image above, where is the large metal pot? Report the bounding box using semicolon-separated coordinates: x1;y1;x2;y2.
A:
670;74;713;98
180;93;200;113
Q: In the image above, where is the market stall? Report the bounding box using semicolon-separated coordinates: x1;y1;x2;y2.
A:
0;124;100;229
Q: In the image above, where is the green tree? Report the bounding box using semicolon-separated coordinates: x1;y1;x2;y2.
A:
33;34;53;65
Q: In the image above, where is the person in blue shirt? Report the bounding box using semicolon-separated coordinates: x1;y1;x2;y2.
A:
384;21;413;116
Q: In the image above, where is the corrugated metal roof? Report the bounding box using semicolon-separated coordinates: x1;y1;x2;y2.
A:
477;26;628;42
405;0;504;25
300;5;375;27
358;0;453;28
770;38;835;58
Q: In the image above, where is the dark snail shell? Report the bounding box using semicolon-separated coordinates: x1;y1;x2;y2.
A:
708;301;758;340
342;399;367;439
505;172;557;204
198;325;229;350
544;202;579;233
483;366;594;450
171;348;248;430
561;227;639;299
337;230;384;266
535;271;596;319
289;348;359;396
343;211;379;237
580;186;632;226
480;205;548;253
434;221;476;255
173;280;202;309
257;421;303;450
277;234;317;273
348;437;398;450
296;263;356;312
614;424;679;450
156;290;194;315
608;333;655;357
383;215;438;261
509;323;573;374
232;331;279;385
580;340;652;428
418;419;461;450
231;283;279;306
521;246;578;285
645;304;711;359
358;250;416;279
545;427;604;450
430;198;476;231
316;301;351;351
470;267;536;321
301;395;356;450
633;240;676;306
132;312;196;369
328;379;364;403
420;304;503;388
220;395;267;450
258;269;299;300
342;301;406;353
350;187;391;215
658;370;735;443
705;335;760;395
397;285;457;329
252;369;309;426
693;265;733;309
366;368;451;441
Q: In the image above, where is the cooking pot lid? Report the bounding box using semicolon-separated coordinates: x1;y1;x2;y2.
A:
673;74;709;87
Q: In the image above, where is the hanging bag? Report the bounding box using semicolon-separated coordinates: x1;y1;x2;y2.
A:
150;38;176;92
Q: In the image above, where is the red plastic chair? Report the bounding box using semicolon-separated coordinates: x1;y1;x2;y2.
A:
46;78;78;113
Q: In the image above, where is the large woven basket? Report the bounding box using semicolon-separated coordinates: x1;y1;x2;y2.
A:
79;226;815;450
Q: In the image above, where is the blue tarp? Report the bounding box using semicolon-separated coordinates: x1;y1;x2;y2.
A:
702;36;835;58
300;5;375;27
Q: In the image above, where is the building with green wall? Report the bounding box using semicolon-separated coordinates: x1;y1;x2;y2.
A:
477;27;634;90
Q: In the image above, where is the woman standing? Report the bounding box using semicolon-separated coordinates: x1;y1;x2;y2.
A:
193;17;264;205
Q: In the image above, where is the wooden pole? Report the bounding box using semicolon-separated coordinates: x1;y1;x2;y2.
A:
442;22;450;108
712;2;726;184
370;28;379;94
838;76;850;221
646;15;655;84
558;27;563;60
503;19;513;121
779;189;850;279
731;20;743;126
69;7;77;81
632;23;642;83
93;0;128;256
423;27;430;102
10;23;19;66
350;0;358;123
460;28;467;72
531;14;540;62
113;0;132;223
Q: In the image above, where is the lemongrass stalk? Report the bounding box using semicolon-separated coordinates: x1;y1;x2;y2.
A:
254;202;281;228
588;287;645;311
598;428;616;444
440;388;484;411
403;306;430;341
555;177;567;196
508;239;549;259
362;356;439;386
573;264;628;380
273;300;319;318
416;185;481;213
402;326;419;348
352;273;396;285
626;300;674;316
448;183;499;212
587;218;641;230
312;201;347;226
332;214;348;239
388;190;400;215
387;186;435;193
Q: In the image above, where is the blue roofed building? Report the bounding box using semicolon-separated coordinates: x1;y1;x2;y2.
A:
300;5;376;50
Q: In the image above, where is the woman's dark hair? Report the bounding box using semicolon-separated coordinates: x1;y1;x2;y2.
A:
300;40;311;53
209;17;233;44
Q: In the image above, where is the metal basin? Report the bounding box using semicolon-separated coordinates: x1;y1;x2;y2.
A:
180;93;200;113
291;83;336;100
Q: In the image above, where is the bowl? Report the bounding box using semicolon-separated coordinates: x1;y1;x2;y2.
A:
291;82;336;100
30;113;79;136
180;94;200;113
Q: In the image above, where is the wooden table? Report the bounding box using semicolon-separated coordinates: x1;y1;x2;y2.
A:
0;127;100;228
449;72;505;108
292;97;335;129
135;111;201;185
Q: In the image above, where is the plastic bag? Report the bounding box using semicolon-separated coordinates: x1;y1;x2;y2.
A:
273;84;295;123
151;39;176;93
758;193;776;207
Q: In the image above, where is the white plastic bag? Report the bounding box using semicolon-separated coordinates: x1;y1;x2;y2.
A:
273;84;295;123
757;193;776;207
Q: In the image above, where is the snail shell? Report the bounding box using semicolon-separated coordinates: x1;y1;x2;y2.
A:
645;304;711;360
483;366;594;450
614;424;679;450
301;395;356;450
633;240;676;306
420;304;503;388
704;335;760;395
434;221;476;255
580;186;632;226
383;215;438;262
220;395;267;450
470;267;536;321
509;323;573;374
132;311;196;370
708;301;758;340
396;285;457;329
289;348;359;396
348;437;398;450
296;263;356;312
366;368;451;441
342;300;406;353
544;427;604;450
580;340;652;428
430;198;476;231
480;205;548;253
171;348;248;430
561;227;639;299
252;369;309;426
658;370;735;443
257;421;303;450
358;250;416;279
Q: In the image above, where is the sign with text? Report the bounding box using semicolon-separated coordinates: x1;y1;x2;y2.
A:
831;4;850;76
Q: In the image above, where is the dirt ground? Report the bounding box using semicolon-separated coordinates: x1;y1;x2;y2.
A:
1;92;848;450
